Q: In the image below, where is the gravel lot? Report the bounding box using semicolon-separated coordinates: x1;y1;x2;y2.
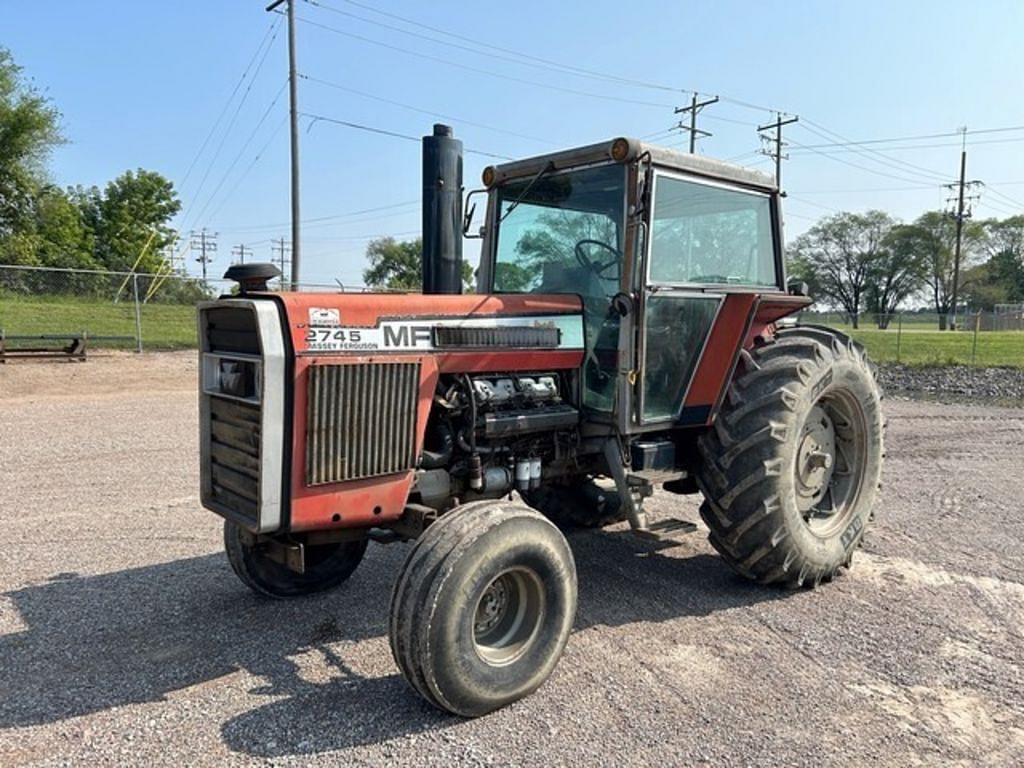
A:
1;353;1023;766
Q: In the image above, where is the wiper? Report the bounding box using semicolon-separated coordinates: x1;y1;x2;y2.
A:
499;161;555;223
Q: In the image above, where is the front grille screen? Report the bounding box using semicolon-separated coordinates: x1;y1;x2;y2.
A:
209;397;260;522
306;362;420;486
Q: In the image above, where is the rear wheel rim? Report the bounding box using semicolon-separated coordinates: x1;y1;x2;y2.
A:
795;388;869;538
473;568;545;666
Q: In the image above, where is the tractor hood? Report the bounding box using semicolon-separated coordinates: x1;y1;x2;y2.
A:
272;292;585;371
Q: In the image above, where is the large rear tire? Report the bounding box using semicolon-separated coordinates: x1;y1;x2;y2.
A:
696;326;884;587
224;520;368;599
389;500;577;717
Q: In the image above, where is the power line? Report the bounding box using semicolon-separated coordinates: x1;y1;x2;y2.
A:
231;244;254;264
219;200;420;234
178;18;281;192
271;237;292;285
300;73;554;145
778;123;1024;151
294;14;676;109
203;116;289;226
178;21;283;229
301;111;513;159
190;82;289;230
305;0;689;96
800;119;950;185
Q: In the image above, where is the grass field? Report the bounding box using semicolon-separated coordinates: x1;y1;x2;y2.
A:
2;293;1023;366
0;294;196;349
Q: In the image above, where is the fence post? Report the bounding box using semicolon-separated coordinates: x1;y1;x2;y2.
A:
971;310;980;366
896;313;902;363
132;273;143;354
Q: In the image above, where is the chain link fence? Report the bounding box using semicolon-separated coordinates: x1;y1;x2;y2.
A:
797;310;1024;367
0;264;376;353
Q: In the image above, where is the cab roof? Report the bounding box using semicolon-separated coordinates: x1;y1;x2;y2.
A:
483;137;776;193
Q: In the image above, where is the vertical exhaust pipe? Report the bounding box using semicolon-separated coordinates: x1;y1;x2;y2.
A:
422;124;464;294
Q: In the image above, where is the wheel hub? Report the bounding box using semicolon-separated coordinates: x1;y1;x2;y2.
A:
472;568;544;666
474;575;512;636
795;404;837;513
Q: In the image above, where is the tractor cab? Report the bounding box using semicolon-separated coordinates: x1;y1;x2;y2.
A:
475;137;786;430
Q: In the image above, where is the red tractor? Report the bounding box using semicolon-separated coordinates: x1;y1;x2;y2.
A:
198;125;884;717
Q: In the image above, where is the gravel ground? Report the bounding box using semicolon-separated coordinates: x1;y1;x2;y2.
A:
879;363;1024;404
1;354;1023;767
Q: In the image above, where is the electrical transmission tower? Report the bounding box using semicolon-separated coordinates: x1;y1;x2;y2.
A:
674;94;719;153
945;127;982;331
272;237;292;288
231;244;254;265
757;113;799;192
190;229;218;281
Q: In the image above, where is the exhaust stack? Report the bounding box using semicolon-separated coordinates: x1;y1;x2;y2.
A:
422;123;464;294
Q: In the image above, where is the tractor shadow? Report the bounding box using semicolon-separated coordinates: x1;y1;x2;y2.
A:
1;525;785;757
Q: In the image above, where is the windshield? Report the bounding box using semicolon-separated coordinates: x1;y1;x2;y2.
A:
492;163;626;296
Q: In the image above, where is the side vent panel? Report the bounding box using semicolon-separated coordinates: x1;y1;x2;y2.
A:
306;362;420;486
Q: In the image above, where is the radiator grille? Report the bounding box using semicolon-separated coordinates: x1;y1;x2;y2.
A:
209;397;260;523
306;362;420;485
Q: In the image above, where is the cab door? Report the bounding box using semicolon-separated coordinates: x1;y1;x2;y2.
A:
635;170;778;427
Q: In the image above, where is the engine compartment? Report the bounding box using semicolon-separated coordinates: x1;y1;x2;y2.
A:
413;371;581;509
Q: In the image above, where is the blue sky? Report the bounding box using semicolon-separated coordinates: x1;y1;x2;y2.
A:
6;0;1024;285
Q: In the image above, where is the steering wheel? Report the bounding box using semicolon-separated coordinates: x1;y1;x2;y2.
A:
574;239;622;280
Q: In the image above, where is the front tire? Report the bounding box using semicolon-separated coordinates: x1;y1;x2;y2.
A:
389;500;577;717
696;326;884;587
224;520;368;599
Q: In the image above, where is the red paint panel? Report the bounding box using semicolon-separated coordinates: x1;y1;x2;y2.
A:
684;294;758;412
744;295;814;346
274;292;583;354
288;354;438;532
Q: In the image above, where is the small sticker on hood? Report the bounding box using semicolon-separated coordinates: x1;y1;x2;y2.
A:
309;307;340;327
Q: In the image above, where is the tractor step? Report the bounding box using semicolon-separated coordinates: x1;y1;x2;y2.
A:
633;517;699;541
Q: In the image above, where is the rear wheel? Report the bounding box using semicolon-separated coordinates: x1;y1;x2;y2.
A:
521;478;626;529
696;326;884;587
389;500;577;717
224;520;367;599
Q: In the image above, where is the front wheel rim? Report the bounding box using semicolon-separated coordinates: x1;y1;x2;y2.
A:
472;568;545;666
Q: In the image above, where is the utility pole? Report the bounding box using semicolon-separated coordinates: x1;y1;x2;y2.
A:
757;113;799;192
674;93;719;153
945;127;982;331
267;0;301;286
190;229;218;281
272;237;292;288
231;244;254;265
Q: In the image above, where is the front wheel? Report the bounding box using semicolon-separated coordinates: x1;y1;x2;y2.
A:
389;500;577;717
696;326;884;587
224;520;368;598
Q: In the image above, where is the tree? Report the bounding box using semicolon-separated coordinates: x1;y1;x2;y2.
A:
866;224;931;327
788;211;895;328
906;211;986;329
82;169;181;273
362;236;473;290
982;215;1024;303
0;47;63;244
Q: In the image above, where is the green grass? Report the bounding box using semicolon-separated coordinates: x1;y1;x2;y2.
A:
1;293;197;349
845;327;1024;367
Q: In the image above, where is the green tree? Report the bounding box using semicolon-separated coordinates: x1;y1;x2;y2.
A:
788;211;895;329
82;169;181;273
901;211;986;328
865;224;931;327
0;48;63;246
362;236;473;290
